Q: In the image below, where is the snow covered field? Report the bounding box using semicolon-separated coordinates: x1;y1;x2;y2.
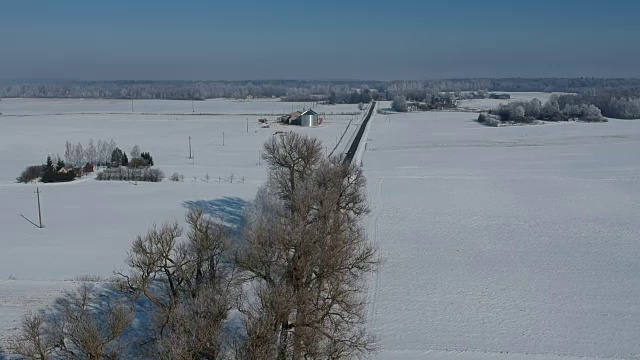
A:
0;98;359;116
3;97;640;358
0;99;364;345
363;111;640;359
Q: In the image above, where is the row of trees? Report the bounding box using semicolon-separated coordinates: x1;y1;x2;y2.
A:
61;140;154;168
63;139;115;167
485;97;606;124
554;91;640;119
9;134;379;359
3;79;640;118
390;92;459;113
0;80;386;101
5;78;640;101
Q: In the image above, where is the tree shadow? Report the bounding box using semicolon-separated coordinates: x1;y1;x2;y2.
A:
182;197;251;240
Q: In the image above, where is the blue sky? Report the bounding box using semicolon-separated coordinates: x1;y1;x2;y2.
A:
1;0;639;80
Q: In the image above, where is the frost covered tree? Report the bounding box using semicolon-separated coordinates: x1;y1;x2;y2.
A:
541;98;561;120
85;138;97;165
108;139;118;161
525;98;541;118
96;139;106;166
64;141;73;165
514;105;525;119
130;144;141;159
73;142;84;167
391;95;408;112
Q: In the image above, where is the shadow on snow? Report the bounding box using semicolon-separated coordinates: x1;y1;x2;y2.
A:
182;197;250;236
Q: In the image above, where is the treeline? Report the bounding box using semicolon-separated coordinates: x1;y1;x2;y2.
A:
0;80;385;101
481;96;607;126
555;90;640;119
2;79;640;117
0;78;636;100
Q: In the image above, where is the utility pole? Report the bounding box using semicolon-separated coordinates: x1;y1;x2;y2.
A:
246;118;249;133
258;150;261;165
192;100;195;113
223;132;225;147
131;99;134;112
35;187;42;228
188;135;192;159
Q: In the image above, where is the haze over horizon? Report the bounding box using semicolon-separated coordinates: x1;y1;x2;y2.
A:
2;0;639;81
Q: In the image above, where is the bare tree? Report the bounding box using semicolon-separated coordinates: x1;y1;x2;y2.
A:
97;139;109;166
8;311;55;360
86;138;98;166
116;222;185;339
236;134;378;359
130;145;141;159
261;132;323;208
9;284;134;360
116;210;237;357
159;210;238;359
74;142;85;167
64;141;73;165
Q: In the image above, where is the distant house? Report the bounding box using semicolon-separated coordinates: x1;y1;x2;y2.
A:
83;163;95;173
490;93;511;100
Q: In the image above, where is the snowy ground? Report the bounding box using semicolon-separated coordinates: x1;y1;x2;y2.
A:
3;97;639;359
0;98;359;116
457;92;572;111
0;99;364;346
363;111;640;359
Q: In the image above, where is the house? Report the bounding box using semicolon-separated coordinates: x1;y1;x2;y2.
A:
490;93;511;100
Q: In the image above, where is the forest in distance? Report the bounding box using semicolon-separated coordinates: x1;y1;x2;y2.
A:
2;78;640;119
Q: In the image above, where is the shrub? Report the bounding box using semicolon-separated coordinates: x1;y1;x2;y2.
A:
96;167;164;182
169;172;182;182
477;113;500;127
16;165;43;183
41;170;75;183
128;157;149;168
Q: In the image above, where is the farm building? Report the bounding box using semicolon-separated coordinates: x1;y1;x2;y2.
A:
300;109;318;127
278;109;319;126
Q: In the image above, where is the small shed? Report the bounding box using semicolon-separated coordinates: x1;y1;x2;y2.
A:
300;109;318;127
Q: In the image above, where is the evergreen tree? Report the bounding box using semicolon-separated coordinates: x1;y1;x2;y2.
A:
111;148;124;167
56;159;66;171
122;152;129;167
140;152;154;166
42;156;55;182
45;156;54;172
